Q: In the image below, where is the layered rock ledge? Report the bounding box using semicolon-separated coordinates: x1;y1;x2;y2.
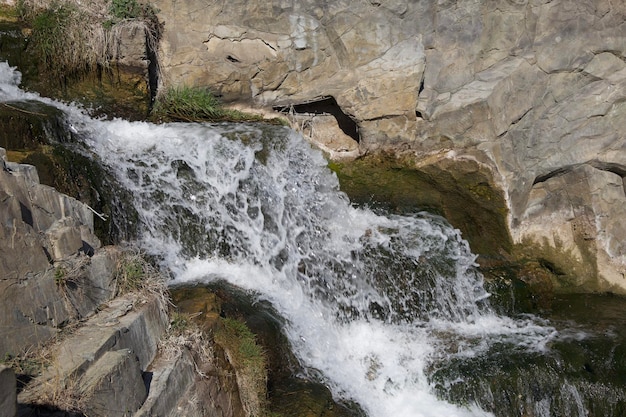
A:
153;0;626;293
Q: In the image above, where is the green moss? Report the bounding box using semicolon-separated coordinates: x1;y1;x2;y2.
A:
215;316;269;416
512;235;598;294
216;317;266;370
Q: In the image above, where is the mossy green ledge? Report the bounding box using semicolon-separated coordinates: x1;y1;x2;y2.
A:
331;149;626;296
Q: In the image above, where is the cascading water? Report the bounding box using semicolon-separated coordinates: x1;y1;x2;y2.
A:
3;61;625;417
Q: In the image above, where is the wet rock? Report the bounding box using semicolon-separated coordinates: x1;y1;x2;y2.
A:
515;164;626;293
332;151;510;257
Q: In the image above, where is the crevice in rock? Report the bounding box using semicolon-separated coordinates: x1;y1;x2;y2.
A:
510;107;532;127
588;160;626;177
533;161;626;197
261;39;277;52
532;165;573;185
145;14;163;107
273;96;360;142
592;49;626;63
539;258;566;276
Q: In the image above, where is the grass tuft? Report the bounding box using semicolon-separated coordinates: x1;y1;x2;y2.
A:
150;85;288;125
215;317;268;417
151;86;224;121
114;249;169;313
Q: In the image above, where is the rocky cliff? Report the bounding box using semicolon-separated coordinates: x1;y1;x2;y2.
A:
153;0;626;293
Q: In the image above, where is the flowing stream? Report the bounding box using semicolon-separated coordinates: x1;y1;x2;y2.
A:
2;61;626;416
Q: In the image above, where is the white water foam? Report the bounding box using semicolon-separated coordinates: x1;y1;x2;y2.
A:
0;61;559;417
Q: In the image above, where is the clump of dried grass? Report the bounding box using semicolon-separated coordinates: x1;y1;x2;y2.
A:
160;311;214;381
18;0;161;80
115;249;166;292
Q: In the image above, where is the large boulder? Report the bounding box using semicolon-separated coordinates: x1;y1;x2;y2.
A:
153;0;626;293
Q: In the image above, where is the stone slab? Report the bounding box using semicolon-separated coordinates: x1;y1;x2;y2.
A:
18;293;167;406
81;350;147;417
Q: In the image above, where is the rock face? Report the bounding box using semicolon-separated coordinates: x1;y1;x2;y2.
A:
0;147;113;355
18;293;167;416
153;0;626;293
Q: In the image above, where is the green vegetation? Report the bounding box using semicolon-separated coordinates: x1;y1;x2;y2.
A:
109;0;142;20
169;311;191;334
150;85;290;125
216;317;266;371
104;0;159;30
114;250;167;297
54;266;66;286
28;2;89;78
150;86;268;123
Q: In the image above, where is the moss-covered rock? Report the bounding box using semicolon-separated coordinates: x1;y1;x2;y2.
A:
171;283;364;417
330;152;511;257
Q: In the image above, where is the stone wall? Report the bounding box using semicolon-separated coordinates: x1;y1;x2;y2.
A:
153;0;626;293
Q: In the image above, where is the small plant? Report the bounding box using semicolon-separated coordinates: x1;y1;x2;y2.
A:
30;2;76;70
109;0;142;20
114;250;168;303
151;86;227;122
169;311;190;334
54;266;66;286
104;0;159;29
115;253;146;293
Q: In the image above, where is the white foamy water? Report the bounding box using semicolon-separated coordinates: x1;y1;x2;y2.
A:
0;61;559;417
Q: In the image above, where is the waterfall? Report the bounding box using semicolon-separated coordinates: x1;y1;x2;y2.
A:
0;61;574;417
73;113;558;417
